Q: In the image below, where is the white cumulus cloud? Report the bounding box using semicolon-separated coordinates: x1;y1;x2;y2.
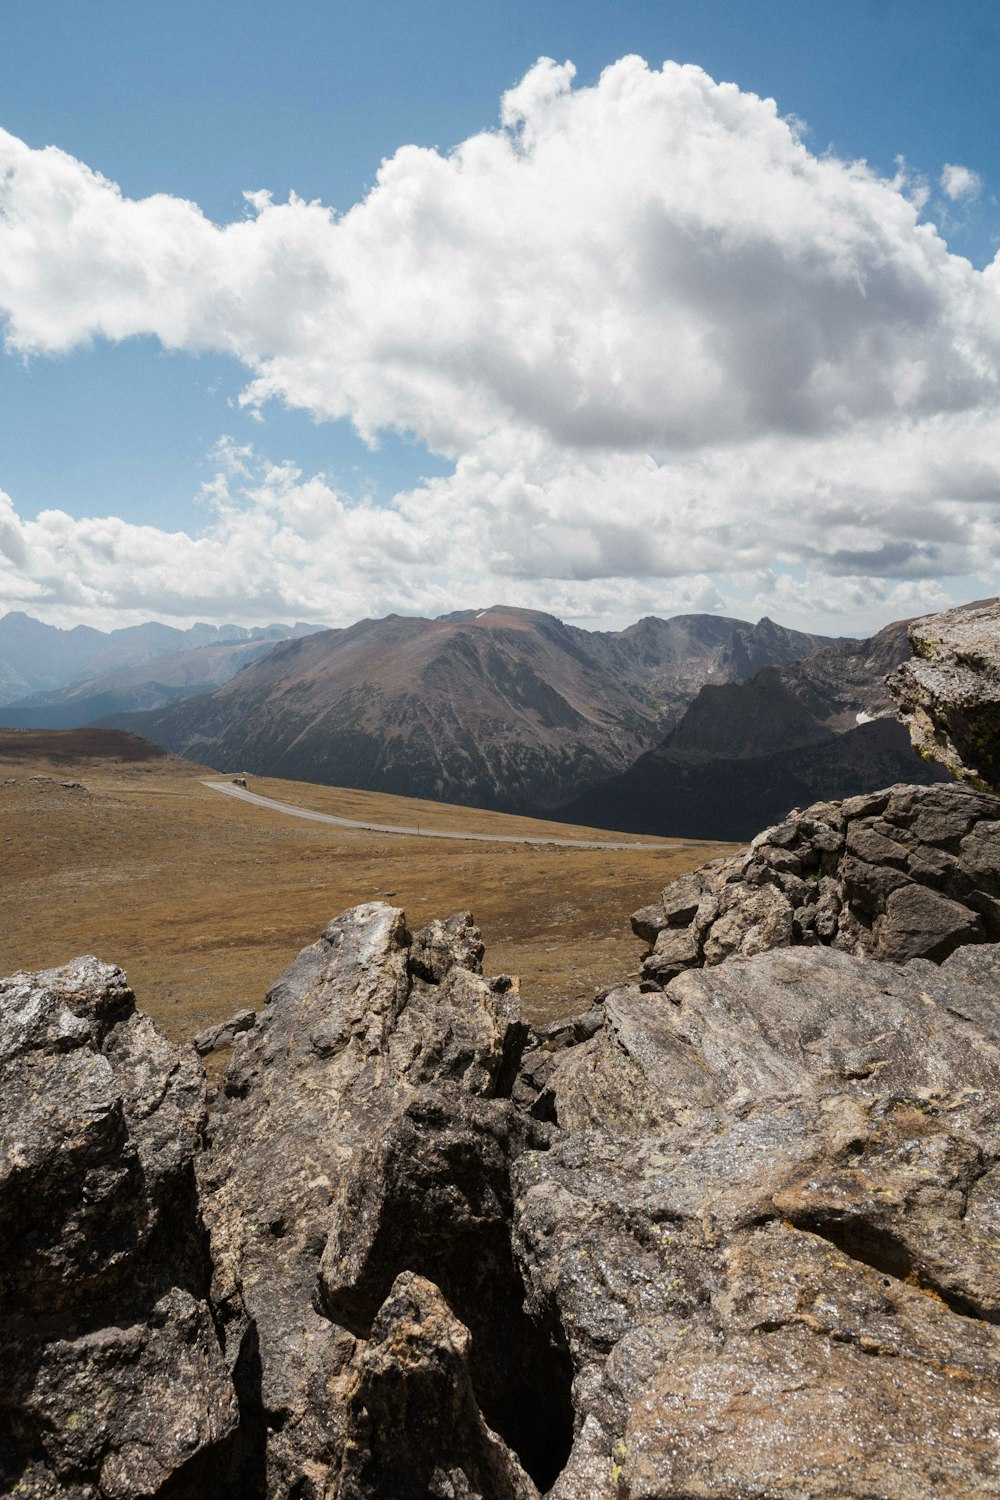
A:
940;162;982;202
1;57;1000;633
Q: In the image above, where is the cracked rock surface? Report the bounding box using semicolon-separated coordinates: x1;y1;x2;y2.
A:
7;912;1000;1496
631;780;1000;989
889;597;1000;793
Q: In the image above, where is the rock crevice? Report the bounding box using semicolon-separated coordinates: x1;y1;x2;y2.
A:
8;908;1000;1498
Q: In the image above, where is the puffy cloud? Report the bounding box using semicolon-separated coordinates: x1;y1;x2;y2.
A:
1;58;999;635
940;162;982;202
1;409;998;635
3;59;1000;455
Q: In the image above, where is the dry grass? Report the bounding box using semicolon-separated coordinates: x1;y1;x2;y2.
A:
0;731;738;1042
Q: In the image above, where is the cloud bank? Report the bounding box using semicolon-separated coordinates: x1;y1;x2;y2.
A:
1;56;998;631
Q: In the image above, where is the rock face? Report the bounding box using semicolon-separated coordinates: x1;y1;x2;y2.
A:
0;957;237;1497
630;780;1000;990
889;597;1000;794
559;617;950;840
7;910;1000;1496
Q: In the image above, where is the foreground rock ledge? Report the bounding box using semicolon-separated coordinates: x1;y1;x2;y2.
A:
0;956;237;1498
5;911;1000;1497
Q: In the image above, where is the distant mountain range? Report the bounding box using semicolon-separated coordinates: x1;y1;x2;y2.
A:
557;619;950;839
96;606;833;813
0;613;321;724
2;603;950;836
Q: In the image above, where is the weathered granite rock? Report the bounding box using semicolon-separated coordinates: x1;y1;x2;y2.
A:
10;889;1000;1495
622;1225;1000;1499
332;1272;539;1500
199;902;570;1498
193;1008;257;1056
631;780;1000;988
513;943;1000;1497
889;597;1000;792
510;1006;606;1122
0;957;237;1497
408;909;486;983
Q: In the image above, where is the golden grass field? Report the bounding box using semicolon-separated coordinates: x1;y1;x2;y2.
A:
0;729;738;1042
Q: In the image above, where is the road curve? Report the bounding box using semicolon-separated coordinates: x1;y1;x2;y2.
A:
203;779;691;851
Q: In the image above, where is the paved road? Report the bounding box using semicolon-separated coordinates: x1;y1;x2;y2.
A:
203;779;691;851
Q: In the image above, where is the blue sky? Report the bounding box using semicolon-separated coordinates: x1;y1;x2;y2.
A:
1;0;999;630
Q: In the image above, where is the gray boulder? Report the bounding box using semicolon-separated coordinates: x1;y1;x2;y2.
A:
193;1008;257;1056
0;957;237;1497
889;597;1000;792
632;780;1000;989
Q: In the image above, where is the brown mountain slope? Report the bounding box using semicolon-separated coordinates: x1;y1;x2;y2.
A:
104;606;832;813
559;618;952;839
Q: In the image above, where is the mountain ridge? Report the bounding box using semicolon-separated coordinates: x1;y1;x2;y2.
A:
0;610;321;705
96;604;833;812
559;617;951;838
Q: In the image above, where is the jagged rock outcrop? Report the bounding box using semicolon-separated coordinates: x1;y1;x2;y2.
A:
515;942;1000;1497
8;911;1000;1496
630;780;1000;990
889;597;1000;794
333;1272;540;1500
0;957;238;1497
198;903;570;1498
